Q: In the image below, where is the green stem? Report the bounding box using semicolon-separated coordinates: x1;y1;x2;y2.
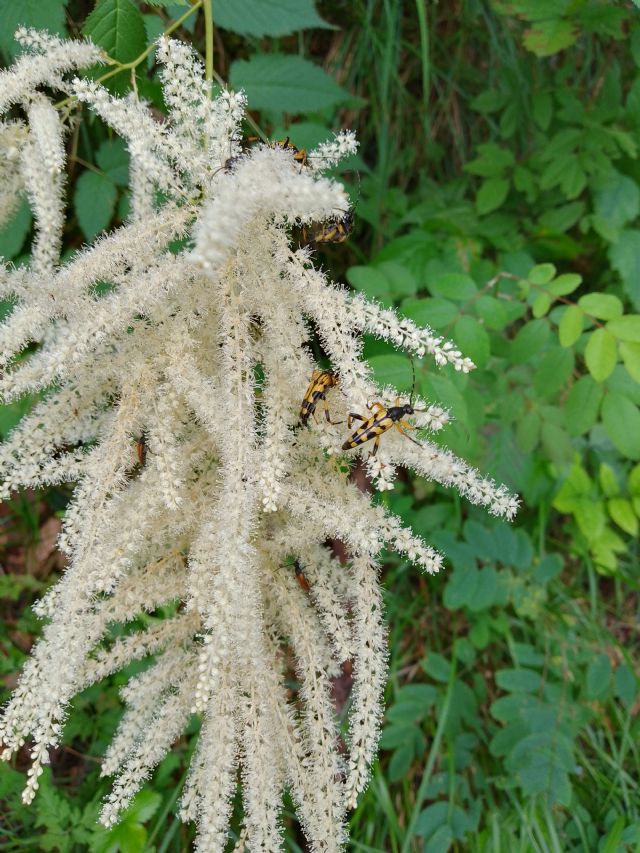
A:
203;0;214;82
415;0;430;122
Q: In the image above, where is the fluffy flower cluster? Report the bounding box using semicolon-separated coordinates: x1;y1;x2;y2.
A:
0;31;518;852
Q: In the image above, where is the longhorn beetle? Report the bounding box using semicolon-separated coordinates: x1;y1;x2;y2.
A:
299;369;342;426
342;362;425;456
301;210;354;247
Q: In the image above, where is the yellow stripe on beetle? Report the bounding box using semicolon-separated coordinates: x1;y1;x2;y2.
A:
342;399;423;456
299;369;340;426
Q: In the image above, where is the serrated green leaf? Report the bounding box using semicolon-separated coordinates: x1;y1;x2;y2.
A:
476;177;509;214
229;54;352;113
585;328;617;382
558;305;584;347
523;18;576;57
607;315;640;342
608;498;639;535
465;143;514;177
609;229;640;308
83;0;147;64
620;341;640;382
74;171;118;241
0;0;67;59
453;315;490;368
214;0;333;37
578;293;623;320
602;392;640;459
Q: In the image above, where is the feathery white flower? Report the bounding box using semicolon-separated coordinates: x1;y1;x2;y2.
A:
0;33;518;851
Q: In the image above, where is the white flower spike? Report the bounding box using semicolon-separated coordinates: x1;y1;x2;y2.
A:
0;33;518;852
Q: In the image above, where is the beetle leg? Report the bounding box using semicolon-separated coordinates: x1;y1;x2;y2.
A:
322;399;343;425
348;412;366;429
395;421;423;447
368;435;381;457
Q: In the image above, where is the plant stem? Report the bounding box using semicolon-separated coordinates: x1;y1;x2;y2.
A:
203;0;214;81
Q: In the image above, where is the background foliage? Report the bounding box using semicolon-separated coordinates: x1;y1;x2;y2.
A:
1;0;640;850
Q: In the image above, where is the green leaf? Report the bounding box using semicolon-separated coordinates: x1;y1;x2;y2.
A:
599;463;620;497
620;341;640;383
96;138;130;186
422;652;452;683
496;668;542;693
465;143;514;177
0;0;67;59
516;409;541;453
606;315;640;342
528;263;556;285
402;298;457;329
475;295;508;330
511;319;550;364
368;354;413;391
453;315;490;369
83;0;147;64
609;229;640;307
523;19;576;57
541;420;573;466
585;328;617;382
532;292;552;318
0;198;32;261
74;171;118;241
594;171;640;231
548;273;582;296
476;177;509;214
429;272;477;301
213;0;333;36
377;262;417;298
534;347;574;397
586;654;611;700
347;266;391;302
615;664;637;709
602;392;640;459
578;293;623;320
608;498;639;535
229;54;352;113
558;305;584;347
532;90;552;130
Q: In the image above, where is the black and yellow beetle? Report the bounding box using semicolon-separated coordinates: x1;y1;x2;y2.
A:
301;210;354;248
299;369;341;426
341;398;423;456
